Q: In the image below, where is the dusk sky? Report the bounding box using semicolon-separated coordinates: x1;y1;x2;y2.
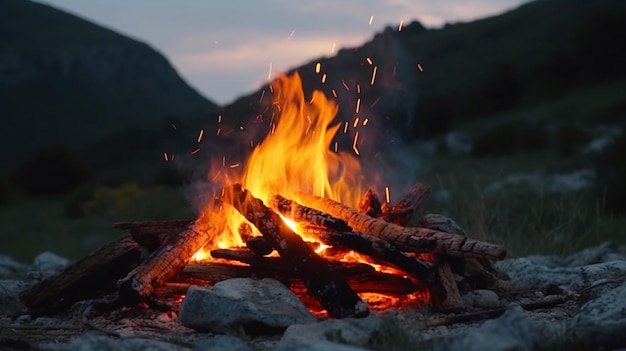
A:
35;0;528;105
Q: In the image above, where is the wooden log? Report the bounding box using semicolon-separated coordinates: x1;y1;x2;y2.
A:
210;248;376;275
114;219;193;251
19;235;142;316
270;194;351;232
176;263;418;295
116;201;227;305
298;226;434;281
246;236;274;256
429;259;465;311
222;184;369;318
383;182;431;226
295;194;507;260
355;188;383;218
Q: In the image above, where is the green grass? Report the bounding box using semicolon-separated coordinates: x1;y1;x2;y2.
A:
0;184;194;263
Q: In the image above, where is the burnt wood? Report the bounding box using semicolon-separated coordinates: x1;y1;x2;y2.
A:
116;201;227;305
222;184;369;318
19;235;142;316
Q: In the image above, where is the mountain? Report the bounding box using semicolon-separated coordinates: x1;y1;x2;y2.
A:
215;0;626;149
0;0;219;172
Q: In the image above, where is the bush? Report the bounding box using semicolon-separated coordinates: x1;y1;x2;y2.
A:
595;131;626;215
471;120;550;157
13;145;90;196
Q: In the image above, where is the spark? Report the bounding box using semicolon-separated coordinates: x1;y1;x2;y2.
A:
385;186;390;203
341;80;350;91
216;128;221;136
249;139;254;148
229;163;240;168
259;89;266;102
315;62;321;74
191;148;200;155
331;89;338;98
392;66;397;77
417;63;424;72
171;123;176;130
370;66;378;86
163;152;169;162
270;123;276;135
267;61;273;81
287;30;295;40
353;117;360;128
398;20;404;32
197;129;204;143
356;84;361;94
343;121;349;134
334;141;338;153
321;73;327;84
366;57;373;66
363;118;369;126
218;115;222;123
355;98;361;114
369;15;374;25
239;126;244;131
269;84;274;93
171;154;175;161
352;131;360;156
371;96;381;108
222;156;226;167
331;43;336;53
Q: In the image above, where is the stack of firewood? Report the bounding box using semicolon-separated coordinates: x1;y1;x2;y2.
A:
19;182;506;319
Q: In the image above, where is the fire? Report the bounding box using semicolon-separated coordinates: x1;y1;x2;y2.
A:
194;72;424;311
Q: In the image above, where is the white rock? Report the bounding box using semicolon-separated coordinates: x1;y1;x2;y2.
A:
179;278;316;333
462;289;500;309
40;332;183;351
31;252;71;277
0;255;31;278
196;335;252;351
278;316;382;348
572;282;626;349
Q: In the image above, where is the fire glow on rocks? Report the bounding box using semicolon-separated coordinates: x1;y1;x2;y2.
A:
192;72;428;311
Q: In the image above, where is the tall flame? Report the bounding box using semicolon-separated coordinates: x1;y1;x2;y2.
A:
199;72;363;252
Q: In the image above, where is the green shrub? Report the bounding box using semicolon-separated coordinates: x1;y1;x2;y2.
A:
595;131;626;215
13;145;89;196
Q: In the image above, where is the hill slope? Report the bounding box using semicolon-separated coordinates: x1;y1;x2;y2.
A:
215;0;626;148
0;0;219;172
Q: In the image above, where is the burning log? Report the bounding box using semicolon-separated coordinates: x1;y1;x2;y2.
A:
222;184;369;318
20;236;142;316
271;194;350;232
210;248;376;275
117;202;227;305
297;226;434;280
383;182;431;226
355;188;383;218
295;194;507;260
176;263;419;295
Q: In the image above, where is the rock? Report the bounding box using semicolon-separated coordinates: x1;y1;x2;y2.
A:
496;257;626;291
196;335;252;351
179;278;316;333
419;214;467;236
40;332;184;351
0;279;28;310
461;289;499;309
572;281;626;349
30;252;71;278
277;316;383;348
0;255;31;278
445;305;536;351
275;340;370;351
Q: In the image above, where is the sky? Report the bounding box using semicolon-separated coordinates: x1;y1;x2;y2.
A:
35;0;528;105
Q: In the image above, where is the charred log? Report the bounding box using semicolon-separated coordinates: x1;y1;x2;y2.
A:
295;194;506;260
20;236;141;316
113;219;193;252
355;188;383;218
382;182;431;226
222;184;368;318
116;201;226;306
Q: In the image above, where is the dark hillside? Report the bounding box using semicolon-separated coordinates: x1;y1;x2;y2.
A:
0;0;219;172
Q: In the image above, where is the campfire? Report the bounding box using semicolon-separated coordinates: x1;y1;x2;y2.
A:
19;73;506;319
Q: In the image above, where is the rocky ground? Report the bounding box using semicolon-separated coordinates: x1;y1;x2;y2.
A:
2;242;626;351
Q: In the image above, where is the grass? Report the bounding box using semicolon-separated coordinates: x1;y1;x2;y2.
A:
0;184;194;263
